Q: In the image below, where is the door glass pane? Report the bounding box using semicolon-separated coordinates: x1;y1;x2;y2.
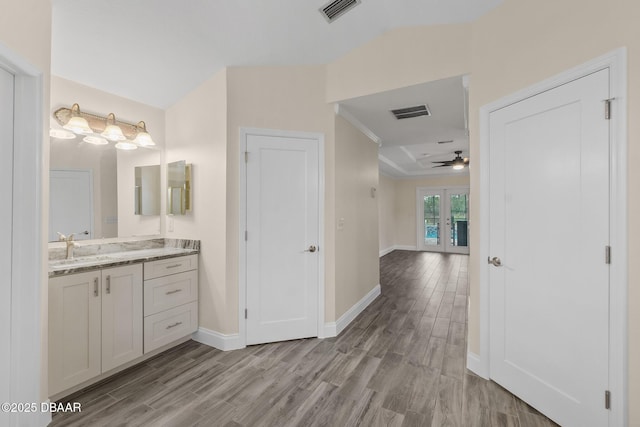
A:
423;195;440;246
449;193;469;247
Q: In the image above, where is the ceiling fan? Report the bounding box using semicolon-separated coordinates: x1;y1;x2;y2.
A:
432;150;469;170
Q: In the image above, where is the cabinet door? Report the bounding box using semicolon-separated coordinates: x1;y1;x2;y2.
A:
101;264;143;372
49;272;101;396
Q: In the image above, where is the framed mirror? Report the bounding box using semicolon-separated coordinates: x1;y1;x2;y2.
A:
167;160;191;215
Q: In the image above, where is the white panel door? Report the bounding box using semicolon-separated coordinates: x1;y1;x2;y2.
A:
101;264;143;372
489;69;610;426
0;65;14;418
49;169;93;241
246;134;319;345
49;272;102;396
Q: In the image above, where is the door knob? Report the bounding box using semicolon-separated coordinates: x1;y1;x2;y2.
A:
488;256;502;267
305;245;317;253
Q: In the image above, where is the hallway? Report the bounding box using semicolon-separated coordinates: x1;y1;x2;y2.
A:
52;251;557;426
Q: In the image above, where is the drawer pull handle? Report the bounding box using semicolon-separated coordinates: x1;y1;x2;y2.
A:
94;278;99;297
166;264;182;269
166;321;183;330
106;275;111;294
166;289;182;295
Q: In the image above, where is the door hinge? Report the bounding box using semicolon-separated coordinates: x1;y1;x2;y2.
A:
245;230;248;241
605;245;611;264
245;308;248;319
244;151;248;163
605;390;611;410
604;98;615;120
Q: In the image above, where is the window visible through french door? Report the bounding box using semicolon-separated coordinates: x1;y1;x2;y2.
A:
417;187;469;254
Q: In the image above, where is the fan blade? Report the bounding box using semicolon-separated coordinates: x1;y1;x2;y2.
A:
433;164;450;168
432;161;453;165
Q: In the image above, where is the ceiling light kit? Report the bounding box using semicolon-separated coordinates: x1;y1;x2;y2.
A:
432;150;469;170
51;103;156;150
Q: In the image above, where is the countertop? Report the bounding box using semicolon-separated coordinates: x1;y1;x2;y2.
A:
48;247;199;277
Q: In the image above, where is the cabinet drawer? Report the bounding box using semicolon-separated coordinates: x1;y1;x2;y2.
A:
144;254;197;280
144;270;197;316
144;302;198;353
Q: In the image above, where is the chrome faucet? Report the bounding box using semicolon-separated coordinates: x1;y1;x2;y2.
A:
57;232;77;259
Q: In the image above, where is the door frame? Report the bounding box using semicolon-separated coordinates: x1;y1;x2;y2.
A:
416;185;470;254
238;127;326;348
475;48;627;426
0;43;46;426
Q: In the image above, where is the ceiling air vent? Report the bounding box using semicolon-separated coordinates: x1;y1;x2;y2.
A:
390;105;431;120
437;140;454;144
320;0;361;23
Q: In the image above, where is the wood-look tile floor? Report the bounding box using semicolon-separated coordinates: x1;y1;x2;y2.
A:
51;251;559;427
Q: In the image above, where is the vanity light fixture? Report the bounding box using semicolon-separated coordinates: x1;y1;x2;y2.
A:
101;113;126;142
62;103;92;134
53;104;156;148
133;121;155;146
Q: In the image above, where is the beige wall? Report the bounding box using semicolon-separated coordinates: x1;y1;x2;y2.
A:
394;175;471;248
1;0;52;405
468;2;640;423
165;69;229;333
326;24;472;103
226;66;338;325
326;1;640;422
334;116;380;318
50;76;165;238
378;174;397;253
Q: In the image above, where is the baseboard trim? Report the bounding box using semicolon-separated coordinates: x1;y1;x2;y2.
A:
467;351;489;379
394;245;417;251
323;322;337;338
330;284;381;337
379;246;395;257
193;327;243;351
380;245;418;257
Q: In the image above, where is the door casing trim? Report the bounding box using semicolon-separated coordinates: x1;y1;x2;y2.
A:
476;47;627;426
238;127;326;348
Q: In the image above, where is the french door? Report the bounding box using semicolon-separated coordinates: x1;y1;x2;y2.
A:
417;187;469;254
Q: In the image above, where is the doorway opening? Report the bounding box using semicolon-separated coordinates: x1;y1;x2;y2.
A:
417;186;469;254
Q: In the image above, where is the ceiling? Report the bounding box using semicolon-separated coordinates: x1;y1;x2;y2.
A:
52;0;502;109
338;75;470;178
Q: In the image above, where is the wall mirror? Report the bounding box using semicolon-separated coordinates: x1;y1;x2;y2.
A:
167;160;192;215
49;137;161;242
135;165;161;216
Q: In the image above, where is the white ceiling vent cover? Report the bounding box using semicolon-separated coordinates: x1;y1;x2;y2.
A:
320;0;361;23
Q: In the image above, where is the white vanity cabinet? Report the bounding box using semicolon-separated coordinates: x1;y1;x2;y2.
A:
143;255;198;353
48;264;143;396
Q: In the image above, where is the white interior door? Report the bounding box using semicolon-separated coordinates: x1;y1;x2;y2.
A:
488;69;610;427
0;65;14;420
245;133;319;345
49;169;93;241
417;187;469;254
